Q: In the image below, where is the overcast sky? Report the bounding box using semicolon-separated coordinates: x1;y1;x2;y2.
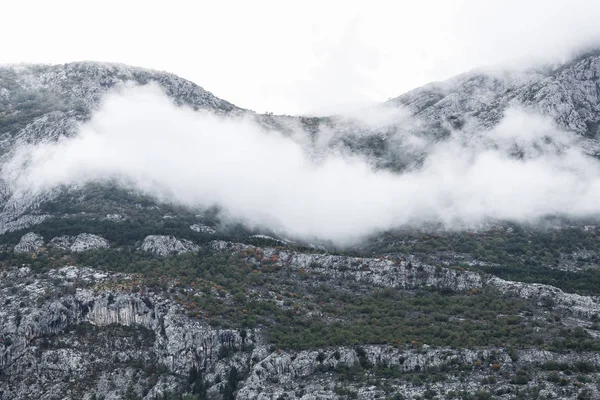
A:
3;0;600;115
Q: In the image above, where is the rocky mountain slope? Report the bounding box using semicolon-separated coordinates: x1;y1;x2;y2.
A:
2;53;600;399
2;235;600;399
390;51;600;139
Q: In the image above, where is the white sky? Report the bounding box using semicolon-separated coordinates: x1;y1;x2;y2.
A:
2;0;600;115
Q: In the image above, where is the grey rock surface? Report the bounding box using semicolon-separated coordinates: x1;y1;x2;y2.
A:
13;232;44;253
140;235;200;256
1;265;599;399
49;233;110;252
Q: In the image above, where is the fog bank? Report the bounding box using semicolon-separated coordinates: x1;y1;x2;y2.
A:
4;84;600;243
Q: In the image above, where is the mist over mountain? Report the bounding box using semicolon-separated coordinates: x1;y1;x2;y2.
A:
4;53;600;243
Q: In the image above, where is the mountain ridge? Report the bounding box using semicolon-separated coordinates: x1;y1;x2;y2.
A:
5;53;600;235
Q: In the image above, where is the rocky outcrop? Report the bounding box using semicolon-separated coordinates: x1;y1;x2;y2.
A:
71;233;110;252
0;266;252;399
228;242;484;292
289;250;600;322
13;232;44;253
104;213;126;221
489;276;600;319
49;233;110;252
140;235;200;256
48;235;75;250
0;214;50;235
210;240;252;252
285;252;483;291
214;242;600;323
190;223;216;234
239;345;600;399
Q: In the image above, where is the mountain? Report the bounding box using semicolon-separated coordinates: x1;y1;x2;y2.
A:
2;55;600;399
6;53;600;235
390;52;600;139
0;62;242;155
264;51;600;175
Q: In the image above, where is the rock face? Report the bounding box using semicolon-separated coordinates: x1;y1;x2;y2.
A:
0;266;252;400
0;214;50;235
13;232;44;253
140;235;200;256
1;265;599;400
237;346;600;400
49;233;110;252
190;223;216;234
225;241;600;320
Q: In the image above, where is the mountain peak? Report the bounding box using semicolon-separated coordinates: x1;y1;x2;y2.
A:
0;61;242;123
385;50;600;139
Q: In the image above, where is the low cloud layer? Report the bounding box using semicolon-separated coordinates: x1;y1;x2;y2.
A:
4;84;600;243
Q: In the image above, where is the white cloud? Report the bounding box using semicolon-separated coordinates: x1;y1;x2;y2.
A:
4;84;600;244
